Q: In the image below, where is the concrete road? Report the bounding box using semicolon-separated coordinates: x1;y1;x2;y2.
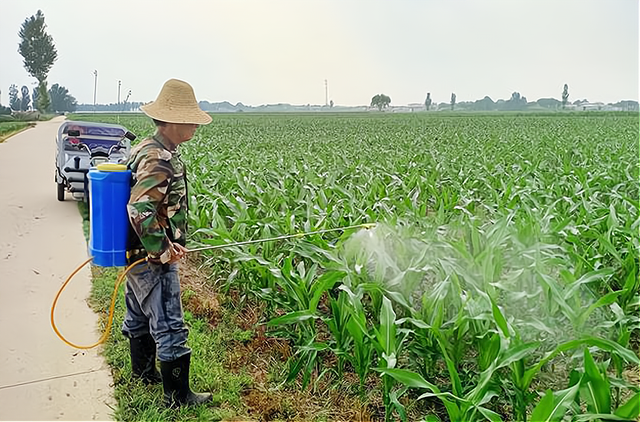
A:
0;117;114;421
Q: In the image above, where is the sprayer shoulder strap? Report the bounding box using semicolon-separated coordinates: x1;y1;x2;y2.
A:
127;138;175;185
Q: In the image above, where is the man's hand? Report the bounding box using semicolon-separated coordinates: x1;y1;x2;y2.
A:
168;243;188;264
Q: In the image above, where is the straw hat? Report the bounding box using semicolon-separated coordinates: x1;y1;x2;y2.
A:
141;79;212;125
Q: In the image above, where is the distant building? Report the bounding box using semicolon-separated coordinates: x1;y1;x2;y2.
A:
579;102;605;111
407;103;425;112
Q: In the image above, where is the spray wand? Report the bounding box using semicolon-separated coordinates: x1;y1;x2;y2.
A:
51;222;376;349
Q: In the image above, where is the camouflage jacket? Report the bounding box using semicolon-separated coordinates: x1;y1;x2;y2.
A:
126;133;188;264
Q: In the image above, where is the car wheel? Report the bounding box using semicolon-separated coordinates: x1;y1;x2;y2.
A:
57;182;65;201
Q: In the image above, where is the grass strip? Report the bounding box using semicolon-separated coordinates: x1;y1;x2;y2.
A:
0;122;35;142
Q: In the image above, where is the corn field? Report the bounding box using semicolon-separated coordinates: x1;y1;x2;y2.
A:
78;112;639;421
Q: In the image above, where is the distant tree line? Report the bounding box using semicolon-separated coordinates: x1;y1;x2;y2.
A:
447;95;638;112
3;83;78;114
417;84;638;112
75;101;145;112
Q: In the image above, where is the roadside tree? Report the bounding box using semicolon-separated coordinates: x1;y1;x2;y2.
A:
18;10;58;113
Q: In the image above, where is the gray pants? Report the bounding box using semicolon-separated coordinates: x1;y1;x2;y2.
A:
121;261;190;362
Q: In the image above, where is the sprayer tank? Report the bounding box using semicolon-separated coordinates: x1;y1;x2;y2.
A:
88;164;131;266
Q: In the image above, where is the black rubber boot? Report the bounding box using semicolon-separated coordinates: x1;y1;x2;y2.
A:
160;353;212;408
130;334;162;384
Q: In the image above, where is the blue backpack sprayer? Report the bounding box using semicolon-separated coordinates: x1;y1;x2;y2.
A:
51;165;375;349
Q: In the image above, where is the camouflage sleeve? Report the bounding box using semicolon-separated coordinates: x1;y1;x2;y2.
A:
127;148;174;263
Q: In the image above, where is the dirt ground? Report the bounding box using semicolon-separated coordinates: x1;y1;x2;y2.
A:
0;117;114;421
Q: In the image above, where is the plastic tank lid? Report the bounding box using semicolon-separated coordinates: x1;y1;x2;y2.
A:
96;163;128;172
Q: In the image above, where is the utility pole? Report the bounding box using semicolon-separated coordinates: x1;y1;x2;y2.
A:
93;70;98;113
324;79;328;106
123;90;131;111
117;80;121;105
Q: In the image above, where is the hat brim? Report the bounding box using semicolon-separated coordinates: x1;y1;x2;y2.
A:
141;102;212;125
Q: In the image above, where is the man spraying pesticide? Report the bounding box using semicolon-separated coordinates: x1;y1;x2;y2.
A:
119;79;213;407
51;78;375;409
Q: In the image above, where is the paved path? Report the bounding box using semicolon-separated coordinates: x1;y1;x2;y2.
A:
0;117;114;421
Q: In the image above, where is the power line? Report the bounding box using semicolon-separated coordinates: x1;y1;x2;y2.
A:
0;368;106;391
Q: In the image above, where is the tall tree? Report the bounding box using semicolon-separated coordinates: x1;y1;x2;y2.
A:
450;92;456;110
49;83;77;112
18;10;58;113
20;85;31;111
562;84;569;109
9;84;20;111
371;93;391;111
425;92;432;111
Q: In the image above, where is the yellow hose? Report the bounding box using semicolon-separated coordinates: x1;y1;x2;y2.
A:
50;257;145;349
51;223;376;349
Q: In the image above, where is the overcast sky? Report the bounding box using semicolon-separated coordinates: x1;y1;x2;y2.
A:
1;0;638;107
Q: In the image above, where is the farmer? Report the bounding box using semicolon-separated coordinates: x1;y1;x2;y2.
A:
123;78;212;407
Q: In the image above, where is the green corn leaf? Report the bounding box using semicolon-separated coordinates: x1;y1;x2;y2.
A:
414;391;463;421
530;389;554;422
376;367;440;391
530;380;581;422
377;296;397;357
607;203;619;231
396;317;431;330
301;349;318;390
581;348;611;414
439;340;463;398
345;313;365;344
476;405;503;422
568;369;582;406
578;290;625;327
478;333;501;371
308;270;345;312
298;342;329;352
286;353;306;383
267;310;316;326
621;265;638;304
495;341;540;370
389;387;408;422
595;232;622;264
490;297;510;338
614;391;640;419
478;333;502;371
563;268;615;300
583;337;640;364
